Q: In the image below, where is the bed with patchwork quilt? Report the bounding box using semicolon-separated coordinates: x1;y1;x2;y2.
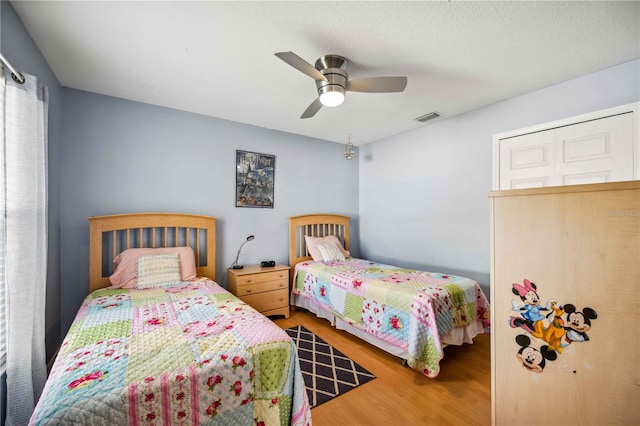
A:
32;212;310;424
31;279;311;425
289;213;491;379
292;258;490;378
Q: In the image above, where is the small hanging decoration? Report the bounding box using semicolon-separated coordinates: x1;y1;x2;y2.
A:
344;135;356;160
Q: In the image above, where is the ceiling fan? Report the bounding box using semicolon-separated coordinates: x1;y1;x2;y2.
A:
275;51;408;119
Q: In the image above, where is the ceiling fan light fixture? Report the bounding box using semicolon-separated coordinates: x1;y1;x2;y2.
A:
275;51;407;119
319;86;345;107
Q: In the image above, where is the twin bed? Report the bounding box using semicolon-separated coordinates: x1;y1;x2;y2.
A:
31;213;311;426
32;211;490;424
289;214;490;378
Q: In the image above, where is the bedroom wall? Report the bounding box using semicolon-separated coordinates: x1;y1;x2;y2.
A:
1;1;63;363
358;58;640;300
60;89;359;334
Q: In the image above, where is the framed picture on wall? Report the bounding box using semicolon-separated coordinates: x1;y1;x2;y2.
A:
235;150;276;208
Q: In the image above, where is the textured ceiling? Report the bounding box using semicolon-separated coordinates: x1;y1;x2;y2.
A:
9;0;640;145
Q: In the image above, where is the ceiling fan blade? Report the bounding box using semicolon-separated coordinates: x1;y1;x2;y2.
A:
347;76;408;93
275;51;327;81
301;98;323;119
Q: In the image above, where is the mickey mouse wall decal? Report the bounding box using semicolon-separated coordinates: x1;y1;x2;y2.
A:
508;279;598;373
560;304;597;351
515;334;557;373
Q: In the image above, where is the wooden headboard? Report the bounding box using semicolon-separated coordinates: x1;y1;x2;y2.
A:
289;214;350;272
88;212;216;292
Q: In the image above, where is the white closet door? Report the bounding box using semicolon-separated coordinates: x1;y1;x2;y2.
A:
499;130;555;189
498;111;635;189
555;113;633;185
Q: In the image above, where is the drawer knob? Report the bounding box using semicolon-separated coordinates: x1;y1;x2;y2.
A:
279;274;284;278
246;289;251;293
246;279;252;283
279;283;284;287
279;297;284;301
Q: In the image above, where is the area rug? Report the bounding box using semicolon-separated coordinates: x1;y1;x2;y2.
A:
285;325;376;408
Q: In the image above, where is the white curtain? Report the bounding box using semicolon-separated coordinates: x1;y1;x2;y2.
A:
1;66;48;425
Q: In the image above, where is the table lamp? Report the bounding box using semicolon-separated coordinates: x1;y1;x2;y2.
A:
230;235;255;269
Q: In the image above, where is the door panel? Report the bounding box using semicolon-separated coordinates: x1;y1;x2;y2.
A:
498;112;634;189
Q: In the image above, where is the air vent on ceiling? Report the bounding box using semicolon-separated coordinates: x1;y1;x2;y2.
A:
415;112;440;123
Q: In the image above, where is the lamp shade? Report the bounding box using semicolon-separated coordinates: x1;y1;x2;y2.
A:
319;89;345;107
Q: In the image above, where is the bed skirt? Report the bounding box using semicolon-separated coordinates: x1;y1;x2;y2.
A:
291;293;486;360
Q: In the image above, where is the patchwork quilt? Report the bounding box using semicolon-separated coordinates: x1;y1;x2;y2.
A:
31;279;311;426
293;258;490;378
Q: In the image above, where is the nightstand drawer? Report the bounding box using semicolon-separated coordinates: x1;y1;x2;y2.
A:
236;279;287;296
237;270;288;285
240;288;288;312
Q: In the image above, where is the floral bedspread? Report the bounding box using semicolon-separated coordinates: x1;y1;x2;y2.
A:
293;258;490;378
31;279;311;425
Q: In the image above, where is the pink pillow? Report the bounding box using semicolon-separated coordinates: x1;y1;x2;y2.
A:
305;235;350;262
109;247;197;288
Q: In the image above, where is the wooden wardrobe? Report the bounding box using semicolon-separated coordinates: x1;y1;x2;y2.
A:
490;181;639;426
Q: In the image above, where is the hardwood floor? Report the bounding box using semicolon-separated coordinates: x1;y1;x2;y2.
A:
274;310;491;426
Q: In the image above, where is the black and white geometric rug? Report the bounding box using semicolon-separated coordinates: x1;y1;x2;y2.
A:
285;325;376;408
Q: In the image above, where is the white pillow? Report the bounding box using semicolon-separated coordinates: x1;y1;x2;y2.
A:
136;253;182;289
305;235;350;262
316;242;346;262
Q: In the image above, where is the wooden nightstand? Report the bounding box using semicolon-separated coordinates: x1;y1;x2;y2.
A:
227;264;290;318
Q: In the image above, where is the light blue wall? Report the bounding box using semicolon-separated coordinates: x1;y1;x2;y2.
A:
60;89;359;333
359;59;640;299
1;0;63;361
4;0;640;362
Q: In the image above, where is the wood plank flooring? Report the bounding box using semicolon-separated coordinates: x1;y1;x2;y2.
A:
274;310;491;426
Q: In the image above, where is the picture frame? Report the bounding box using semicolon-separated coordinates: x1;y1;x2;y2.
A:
235;150;276;208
